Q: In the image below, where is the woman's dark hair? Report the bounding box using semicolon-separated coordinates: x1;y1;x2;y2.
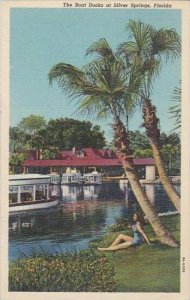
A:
131;212;145;228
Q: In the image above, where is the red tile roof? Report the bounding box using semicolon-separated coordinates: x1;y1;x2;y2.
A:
24;148;154;167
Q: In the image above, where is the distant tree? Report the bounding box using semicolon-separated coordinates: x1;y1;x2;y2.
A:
45;118;106;150
161;143;180;176
9;127;27;153
130;131;180;165
9;152;27;174
10;116;106;153
160;132;180;147
10;115;47;152
42;148;59;159
129;130;150;152
134;149;153;158
18;114;46;135
90;125;106;148
160;133;180;176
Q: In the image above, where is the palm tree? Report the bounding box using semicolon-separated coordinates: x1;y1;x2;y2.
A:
118;20;181;213
48;39;178;247
169;84;181;135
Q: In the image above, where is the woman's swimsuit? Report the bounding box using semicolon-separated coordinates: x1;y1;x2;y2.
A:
131;222;144;246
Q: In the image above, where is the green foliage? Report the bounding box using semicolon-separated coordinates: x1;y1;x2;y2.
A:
10;117;106;153
161;143;180;175
9;152;27;174
9;249;116;292
9;127;31;152
169;85;181;134
10;115;47;152
160;132;180;147
134;149;153;158
118;20;181;98
127;130;180;173
45;118;106;150
42;148;59;159
107;217;129;232
18;114;46;135
48;38;141;123
129;130;150;152
159;132;181;175
128;130;153;157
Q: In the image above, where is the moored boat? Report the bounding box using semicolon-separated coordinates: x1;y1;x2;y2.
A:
9;174;59;212
61;172;82;185
83;171;102;185
49;173;61;185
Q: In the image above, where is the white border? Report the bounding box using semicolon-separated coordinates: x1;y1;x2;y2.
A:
1;1;190;299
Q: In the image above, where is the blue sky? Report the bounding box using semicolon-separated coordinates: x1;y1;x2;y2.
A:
10;8;181;142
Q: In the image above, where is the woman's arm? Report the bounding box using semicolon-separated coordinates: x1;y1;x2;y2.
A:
136;222;151;244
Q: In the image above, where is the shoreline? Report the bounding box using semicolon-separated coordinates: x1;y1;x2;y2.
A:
103;176;181;184
9;214;180;292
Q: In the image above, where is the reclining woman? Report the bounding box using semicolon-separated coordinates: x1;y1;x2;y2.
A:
98;212;151;251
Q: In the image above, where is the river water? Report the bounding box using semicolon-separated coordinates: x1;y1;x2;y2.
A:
9;182;180;261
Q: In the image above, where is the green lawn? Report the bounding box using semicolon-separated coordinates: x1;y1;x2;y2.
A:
91;214;180;292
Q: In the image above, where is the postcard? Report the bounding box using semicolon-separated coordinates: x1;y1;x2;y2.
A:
0;0;190;299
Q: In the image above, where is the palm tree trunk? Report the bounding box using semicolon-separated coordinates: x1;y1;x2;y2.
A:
113;117;178;247
150;140;180;212
142;99;180;213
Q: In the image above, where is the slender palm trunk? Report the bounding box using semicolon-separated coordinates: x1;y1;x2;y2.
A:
142;99;180;213
113;117;178;247
151;141;180;212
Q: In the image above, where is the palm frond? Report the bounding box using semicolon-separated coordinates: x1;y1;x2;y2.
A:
126;20;153;58
151;29;181;62
86;38;116;61
169;85;181;134
84;60;127;97
48;63;87;98
77;95;111;120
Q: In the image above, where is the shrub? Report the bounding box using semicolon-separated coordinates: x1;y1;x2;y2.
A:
107;217;129;232
9;249;116;292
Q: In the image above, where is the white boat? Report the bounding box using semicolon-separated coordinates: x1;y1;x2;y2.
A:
61;172;82;185
49;173;61;185
9;174;59;212
83;172;102;185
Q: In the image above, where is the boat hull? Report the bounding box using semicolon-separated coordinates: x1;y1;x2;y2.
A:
61;182;82;185
83;181;102;185
9;198;59;213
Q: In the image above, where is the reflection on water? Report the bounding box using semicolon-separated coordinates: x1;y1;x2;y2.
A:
9;182;180;261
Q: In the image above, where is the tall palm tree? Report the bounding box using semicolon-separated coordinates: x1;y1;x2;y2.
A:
118;20;181;213
48;40;178;247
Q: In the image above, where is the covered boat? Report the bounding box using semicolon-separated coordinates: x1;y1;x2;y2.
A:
61;172;82;185
83;171;102;185
9;174;59;212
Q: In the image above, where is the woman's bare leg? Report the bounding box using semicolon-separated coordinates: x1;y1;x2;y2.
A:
110;234;133;247
98;240;133;251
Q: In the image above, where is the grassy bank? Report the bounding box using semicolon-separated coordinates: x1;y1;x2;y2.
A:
91;214;180;292
9;214;180;292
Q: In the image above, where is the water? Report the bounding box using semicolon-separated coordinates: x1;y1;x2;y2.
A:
9;182;180;261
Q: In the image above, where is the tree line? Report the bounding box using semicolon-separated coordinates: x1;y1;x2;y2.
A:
9;114;180;176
